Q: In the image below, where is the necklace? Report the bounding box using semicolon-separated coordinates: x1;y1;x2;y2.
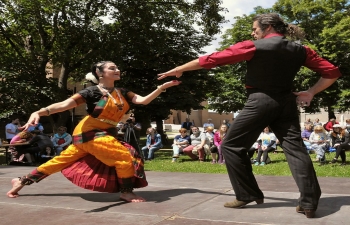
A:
99;84;114;92
98;85;124;110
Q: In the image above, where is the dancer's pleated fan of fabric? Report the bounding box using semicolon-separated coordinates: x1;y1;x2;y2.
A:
61;154;119;193
61;142;147;193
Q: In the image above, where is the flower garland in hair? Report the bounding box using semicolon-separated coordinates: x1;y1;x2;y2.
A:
85;72;98;85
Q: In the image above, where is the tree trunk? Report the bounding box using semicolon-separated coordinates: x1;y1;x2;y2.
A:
155;118;168;145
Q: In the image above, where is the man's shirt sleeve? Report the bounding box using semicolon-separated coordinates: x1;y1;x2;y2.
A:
303;46;342;79
199;40;256;69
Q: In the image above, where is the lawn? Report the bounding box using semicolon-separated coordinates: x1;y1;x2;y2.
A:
142;135;350;178
144;150;350;177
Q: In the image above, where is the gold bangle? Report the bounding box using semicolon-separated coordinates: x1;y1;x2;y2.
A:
157;85;166;92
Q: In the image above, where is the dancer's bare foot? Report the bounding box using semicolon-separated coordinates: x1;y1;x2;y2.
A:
120;192;146;202
7;178;25;198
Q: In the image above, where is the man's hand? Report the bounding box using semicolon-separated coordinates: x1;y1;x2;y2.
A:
158;68;183;80
294;91;314;107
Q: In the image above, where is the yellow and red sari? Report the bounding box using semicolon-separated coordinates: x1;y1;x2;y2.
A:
25;86;147;192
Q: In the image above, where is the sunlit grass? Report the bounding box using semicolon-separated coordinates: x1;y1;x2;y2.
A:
144;149;350;178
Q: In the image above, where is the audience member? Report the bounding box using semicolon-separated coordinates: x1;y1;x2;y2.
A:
301;123;313;153
141;127;163;160
51;126;72;155
122;114;142;150
171;128;191;162
183;126;207;162
254;127;276;166
304;118;314;127
213;124;228;164
313;118;322;127
40;146;56;164
27;123;44;133
309;125;329;165
345;119;350;133
248;140;260;163
16;130;54;164
5;118;20;143
181;118;193;131
222;119;231;128
204;126;215;161
9;131;33;163
330;124;350;166
203;119;214;131
324;118;336;132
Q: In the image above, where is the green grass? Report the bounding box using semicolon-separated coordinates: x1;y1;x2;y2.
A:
145;149;350;178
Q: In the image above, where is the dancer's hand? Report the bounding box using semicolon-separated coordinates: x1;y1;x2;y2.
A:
19;112;41;131
158;68;183;80
159;80;182;89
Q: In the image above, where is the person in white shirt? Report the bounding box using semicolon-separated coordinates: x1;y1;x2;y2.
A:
254;127;276;166
183;126;207;162
309;125;330;165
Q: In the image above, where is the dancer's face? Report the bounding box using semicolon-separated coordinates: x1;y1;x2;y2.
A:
101;63;121;81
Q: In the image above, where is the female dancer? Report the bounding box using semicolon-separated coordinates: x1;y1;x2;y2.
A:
7;61;180;202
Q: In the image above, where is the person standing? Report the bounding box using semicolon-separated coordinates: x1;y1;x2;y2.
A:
181;118;193;134
203;118;214;131
7;61;180;203
5;118;20;143
158;13;341;218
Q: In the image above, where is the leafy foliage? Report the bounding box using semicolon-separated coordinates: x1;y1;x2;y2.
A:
206;2;349;118
0;0;226;127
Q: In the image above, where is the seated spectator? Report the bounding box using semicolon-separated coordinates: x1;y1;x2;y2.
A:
309;125;330;165
51;126;72;155
141;127;163;160
301;122;313;153
40;146;56;164
222;119;230;128
27;122;44;133
313;118;322;127
15;130;53;164
345;119;350;133
303;118;312;128
9;131;33;163
203;118;214;132
248;140;259;164
254;127;276;166
330;124;350;166
204;126;215;160
324;118;336;132
183;126;207;162
212;124;228;164
171;128;191;162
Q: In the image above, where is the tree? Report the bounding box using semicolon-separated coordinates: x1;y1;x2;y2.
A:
206;7;273;113
206;2;350;120
0;0;227;134
102;0;227;138
273;0;350;119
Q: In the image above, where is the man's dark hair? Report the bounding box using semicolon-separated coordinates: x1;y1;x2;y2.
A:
253;13;305;40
